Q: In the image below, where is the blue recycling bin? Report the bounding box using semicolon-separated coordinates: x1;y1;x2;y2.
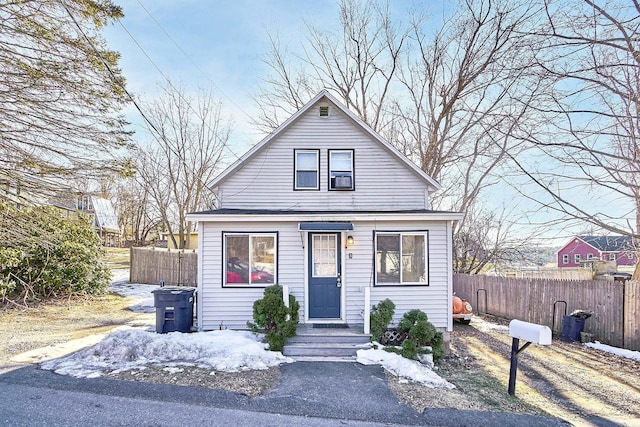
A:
560;309;592;342
152;287;196;333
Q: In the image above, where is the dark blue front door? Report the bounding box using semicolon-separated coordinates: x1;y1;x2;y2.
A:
308;233;341;319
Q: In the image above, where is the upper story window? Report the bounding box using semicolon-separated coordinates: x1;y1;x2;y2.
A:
609;253;616;261
574;254;581;263
562;254;569;264
329;149;354;190
294;149;319;190
587;253;593;260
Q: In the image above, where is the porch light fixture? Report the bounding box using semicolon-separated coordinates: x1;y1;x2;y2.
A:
347;235;355;246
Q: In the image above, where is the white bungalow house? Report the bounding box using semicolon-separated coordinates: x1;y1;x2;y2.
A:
187;90;463;341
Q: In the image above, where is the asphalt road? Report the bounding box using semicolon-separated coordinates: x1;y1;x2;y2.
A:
0;362;569;426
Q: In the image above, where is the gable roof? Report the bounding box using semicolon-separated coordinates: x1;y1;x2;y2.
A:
208;90;441;191
578;235;635;252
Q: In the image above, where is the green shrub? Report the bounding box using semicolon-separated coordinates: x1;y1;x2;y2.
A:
247;284;300;352
397;309;444;362
370;298;395;342
0;203;110;305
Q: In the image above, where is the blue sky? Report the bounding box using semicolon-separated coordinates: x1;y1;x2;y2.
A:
104;0;351;150
103;1;448;148
102;1;635;246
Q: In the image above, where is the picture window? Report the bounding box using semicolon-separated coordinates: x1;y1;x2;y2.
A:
375;232;428;285
224;232;277;286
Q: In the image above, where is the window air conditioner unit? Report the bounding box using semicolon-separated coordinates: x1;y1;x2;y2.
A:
334;176;352;189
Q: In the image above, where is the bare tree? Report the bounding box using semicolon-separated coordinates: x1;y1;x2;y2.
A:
112;177;161;246
512;0;640;275
391;0;551;271
253;0;407;133
136;83;231;249
255;0;549;273
453;204;537;274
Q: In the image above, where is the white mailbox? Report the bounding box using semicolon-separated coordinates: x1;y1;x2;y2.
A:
509;320;552;345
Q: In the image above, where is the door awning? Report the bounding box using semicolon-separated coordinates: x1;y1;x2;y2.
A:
298;222;354;231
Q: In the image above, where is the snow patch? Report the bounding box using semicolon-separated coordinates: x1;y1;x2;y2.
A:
40;328;293;378
472;317;510;333
110;282;159;313
584;341;640;362
357;348;455;389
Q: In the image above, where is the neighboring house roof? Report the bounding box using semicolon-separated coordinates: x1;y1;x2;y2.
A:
208;90;441;192
577;235;635;252
92;197;119;232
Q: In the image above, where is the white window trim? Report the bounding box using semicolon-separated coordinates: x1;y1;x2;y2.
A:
574;254;581;263
562;254;569;264
609;253;616;261
328;149;354;190
374;231;429;286
294;149;320;190
223;232;277;287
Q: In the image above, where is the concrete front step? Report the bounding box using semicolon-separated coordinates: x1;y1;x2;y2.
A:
291;355;358;362
283;342;372;357
283;324;372;358
286;333;371;345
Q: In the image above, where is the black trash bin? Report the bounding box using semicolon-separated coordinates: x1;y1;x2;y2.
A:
560;309;592;342
152;286;196;333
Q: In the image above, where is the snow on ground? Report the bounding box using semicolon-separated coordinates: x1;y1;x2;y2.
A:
40;328;293;378
109;269;130;285
357;348;455;389
109;280;159;314
584;341;640;362
471;317;510;333
39;277;468;386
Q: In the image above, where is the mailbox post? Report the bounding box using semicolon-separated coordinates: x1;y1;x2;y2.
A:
508;319;552;395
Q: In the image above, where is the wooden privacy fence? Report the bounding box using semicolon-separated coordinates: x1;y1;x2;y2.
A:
454;274;640;351
130;247;197;287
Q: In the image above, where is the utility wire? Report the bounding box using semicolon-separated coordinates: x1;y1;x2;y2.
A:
61;0;245;176
60;0;227;222
133;0;255;123
116;19;243;162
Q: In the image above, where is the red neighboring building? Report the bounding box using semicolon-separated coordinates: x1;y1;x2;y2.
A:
557;235;637;268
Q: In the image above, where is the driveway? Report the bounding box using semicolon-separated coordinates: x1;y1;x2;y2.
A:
0;362;567;426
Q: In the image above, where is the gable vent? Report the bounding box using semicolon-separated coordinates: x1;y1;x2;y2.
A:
319;106;329;117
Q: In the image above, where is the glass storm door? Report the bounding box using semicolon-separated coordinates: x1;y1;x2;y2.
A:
308;233;341;319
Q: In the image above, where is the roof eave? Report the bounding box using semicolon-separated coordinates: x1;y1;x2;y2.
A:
187;210;464;223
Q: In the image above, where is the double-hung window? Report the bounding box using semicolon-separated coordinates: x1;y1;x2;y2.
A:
294;149;319;190
375;231;428;285
223;232;277;287
562;254;569;264
574;254;581;263
329;149;354;190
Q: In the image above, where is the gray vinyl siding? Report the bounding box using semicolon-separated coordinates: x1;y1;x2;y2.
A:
199;218;451;331
199;220;306;330
343;221;450;330
216;106;430;211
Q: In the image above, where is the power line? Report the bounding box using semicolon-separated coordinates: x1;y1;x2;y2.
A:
60;0;232;210
133;0;255;123
115;19;246;163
